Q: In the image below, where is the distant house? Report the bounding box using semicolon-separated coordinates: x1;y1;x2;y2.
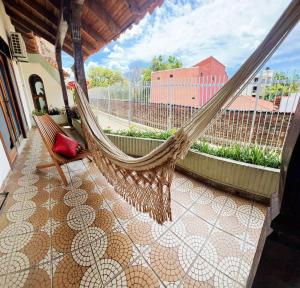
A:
227;96;275;111
242;67;274;98
150;56;228;108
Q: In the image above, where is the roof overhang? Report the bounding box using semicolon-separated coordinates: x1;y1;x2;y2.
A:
3;0;163;59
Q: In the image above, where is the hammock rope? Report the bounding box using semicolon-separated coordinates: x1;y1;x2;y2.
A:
75;0;300;224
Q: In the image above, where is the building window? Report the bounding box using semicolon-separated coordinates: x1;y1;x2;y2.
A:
200;72;203;77
254;77;259;82
170;74;173;78
157;77;160;80
252;86;257;92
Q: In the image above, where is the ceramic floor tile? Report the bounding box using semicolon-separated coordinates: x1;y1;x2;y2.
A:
122;256;164;288
206;228;245;266
175;179;195;193
126;217;156;247
67;160;86;172
103;229;135;269
51;222;76;254
148;242;185;283
1;232;51;268
52;253;88;287
190;202;220;225
216;210;248;240
0;129;268;287
172;188;197;208
179;211;213;243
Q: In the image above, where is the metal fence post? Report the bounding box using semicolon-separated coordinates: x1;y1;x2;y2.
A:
249;71;262;144
128;82;132;126
167;79;172;130
107;86;111;115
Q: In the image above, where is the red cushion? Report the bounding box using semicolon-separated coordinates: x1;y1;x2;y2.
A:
52;132;79;158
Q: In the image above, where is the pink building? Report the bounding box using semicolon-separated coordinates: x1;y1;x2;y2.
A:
150;56;228;108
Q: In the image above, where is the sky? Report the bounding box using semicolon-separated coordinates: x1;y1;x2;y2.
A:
62;0;300;79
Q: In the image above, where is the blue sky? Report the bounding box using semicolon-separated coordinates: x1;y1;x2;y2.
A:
62;0;300;78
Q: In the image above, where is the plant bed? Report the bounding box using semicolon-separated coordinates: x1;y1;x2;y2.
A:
108;134;279;201
32;108;68;126
72;121;280;200
50;114;68;125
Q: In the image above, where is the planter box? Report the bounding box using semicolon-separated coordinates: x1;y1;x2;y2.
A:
107;134;280;201
71;120;280;200
50;114;68;125
72;118;84;137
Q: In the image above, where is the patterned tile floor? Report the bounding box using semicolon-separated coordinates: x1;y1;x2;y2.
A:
0;129;267;288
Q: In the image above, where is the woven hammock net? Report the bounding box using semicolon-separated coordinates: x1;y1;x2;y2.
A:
75;0;300;224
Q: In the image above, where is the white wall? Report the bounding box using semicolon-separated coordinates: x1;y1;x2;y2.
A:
0;0;31;187
21;62;65;111
0;142;10;187
0;0;72;188
0;0;13;187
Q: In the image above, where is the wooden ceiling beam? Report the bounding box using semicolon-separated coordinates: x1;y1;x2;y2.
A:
11;18;56;45
5;3;57;37
10;0;128;55
14;24;31;34
11;19;74;56
22;0;58;26
85;0;120;35
7;5;91;57
47;0;61;11
19;0;97;53
81;21;105;44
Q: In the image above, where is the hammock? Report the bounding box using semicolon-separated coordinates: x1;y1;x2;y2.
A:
75;0;300;224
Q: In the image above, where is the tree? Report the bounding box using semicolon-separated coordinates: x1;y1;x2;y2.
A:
264;72;299;101
142;55;182;82
87;66;126;88
127;66;143;86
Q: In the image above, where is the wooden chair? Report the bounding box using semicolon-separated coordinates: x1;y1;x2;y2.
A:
33;114;91;185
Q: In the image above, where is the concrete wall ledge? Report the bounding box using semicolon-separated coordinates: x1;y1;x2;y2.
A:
72;120;279;202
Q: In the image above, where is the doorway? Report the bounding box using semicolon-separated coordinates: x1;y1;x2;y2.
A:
0;54;22;164
29;74;48;113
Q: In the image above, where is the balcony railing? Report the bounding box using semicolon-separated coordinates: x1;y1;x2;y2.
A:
89;70;300;153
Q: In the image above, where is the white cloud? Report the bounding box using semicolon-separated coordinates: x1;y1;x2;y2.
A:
63;67;74;81
84;61;99;71
102;0;293;73
103;47;110;53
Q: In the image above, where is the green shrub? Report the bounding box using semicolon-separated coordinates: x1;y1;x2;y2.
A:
104;129;281;168
32;109;47;116
191;142;281;168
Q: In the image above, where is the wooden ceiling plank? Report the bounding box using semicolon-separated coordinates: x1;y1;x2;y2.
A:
6;3;91;56
85;0;120;35
22;0;58;26
11;18;56;44
81;21;105;44
5;3;57;37
11;19;74;56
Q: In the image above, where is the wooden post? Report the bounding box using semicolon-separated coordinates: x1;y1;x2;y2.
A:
56;46;72;125
70;0;88;99
55;0;72;125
